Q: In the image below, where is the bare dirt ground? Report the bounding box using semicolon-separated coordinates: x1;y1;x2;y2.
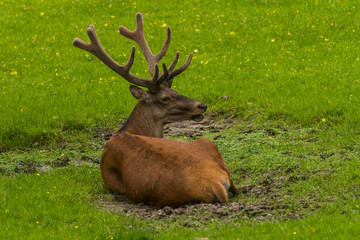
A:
97;179;303;225
163;114;238;138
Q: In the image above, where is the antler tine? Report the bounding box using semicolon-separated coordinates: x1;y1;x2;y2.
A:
149;64;159;86
148;63;169;90
157;63;169;83
156;27;171;62
167;53;193;87
73;24;157;89
119;13;170;77
168;51;180;72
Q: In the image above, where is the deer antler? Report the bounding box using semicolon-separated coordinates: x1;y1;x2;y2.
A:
73;13;193;92
119;13;193;88
73;25;161;91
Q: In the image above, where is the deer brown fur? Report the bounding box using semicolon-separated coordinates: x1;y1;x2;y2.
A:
73;13;238;207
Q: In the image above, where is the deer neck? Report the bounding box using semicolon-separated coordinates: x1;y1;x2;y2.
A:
119;102;164;138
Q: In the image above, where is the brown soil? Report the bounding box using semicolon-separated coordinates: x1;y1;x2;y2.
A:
164;114;238;138
98;195;296;225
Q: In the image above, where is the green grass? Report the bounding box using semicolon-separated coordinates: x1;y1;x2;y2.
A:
1;0;360;239
1;0;360;149
0;165;155;240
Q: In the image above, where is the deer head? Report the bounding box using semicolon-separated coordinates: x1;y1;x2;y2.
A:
73;13;206;137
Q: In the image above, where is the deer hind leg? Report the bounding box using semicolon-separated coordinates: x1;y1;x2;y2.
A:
100;155;125;194
100;145;126;194
101;167;126;194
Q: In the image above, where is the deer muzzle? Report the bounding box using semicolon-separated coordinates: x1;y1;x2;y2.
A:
190;103;207;122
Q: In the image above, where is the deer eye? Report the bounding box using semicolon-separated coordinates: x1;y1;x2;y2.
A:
161;96;171;102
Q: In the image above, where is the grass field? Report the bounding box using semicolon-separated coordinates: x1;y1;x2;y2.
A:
1;0;360;239
1;0;360;149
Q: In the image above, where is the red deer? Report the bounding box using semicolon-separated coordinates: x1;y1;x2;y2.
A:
73;13;238;207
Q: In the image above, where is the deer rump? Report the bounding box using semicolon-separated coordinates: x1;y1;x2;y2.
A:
101;132;234;207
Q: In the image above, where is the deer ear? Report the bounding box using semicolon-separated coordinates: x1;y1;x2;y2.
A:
129;85;148;100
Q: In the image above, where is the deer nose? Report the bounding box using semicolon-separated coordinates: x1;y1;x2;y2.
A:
198;104;207;112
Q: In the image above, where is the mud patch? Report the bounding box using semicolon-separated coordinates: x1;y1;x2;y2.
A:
97;192;300;225
164;114;238;138
92;128;114;141
14;161;39;174
47;157;71;167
